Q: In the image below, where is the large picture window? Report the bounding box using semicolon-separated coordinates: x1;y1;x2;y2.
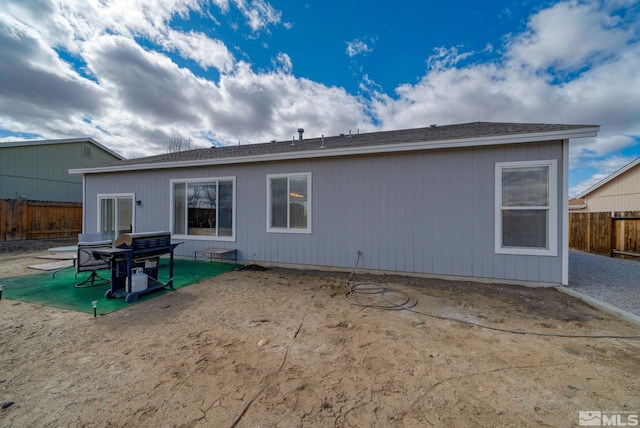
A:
267;173;311;233
495;160;557;256
171;177;235;240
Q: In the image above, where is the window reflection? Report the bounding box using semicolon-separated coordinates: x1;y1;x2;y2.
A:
502;166;549;207
173;179;234;238
500;165;551;250
268;174;310;232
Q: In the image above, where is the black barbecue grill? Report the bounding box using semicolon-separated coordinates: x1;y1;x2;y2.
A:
93;231;182;303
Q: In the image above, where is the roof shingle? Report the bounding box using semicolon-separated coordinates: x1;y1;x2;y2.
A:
78;122;599;171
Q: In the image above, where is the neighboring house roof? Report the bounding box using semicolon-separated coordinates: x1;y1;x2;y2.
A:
568;198;588;210
574;157;640;199
0;137;124;161
69;122;599;174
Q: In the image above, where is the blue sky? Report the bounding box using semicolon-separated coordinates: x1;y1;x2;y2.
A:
0;0;639;195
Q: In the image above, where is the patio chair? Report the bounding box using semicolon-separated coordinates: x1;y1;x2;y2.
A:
75;240;112;288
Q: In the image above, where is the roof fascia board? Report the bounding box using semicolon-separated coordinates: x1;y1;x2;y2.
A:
70;127;599;175
575;156;640;198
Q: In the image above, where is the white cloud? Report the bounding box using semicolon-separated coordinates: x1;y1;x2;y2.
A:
163;29;235;72
208;62;369;143
272;52;293;74
82;35;212;123
426;46;475;71
569;173;609;196
3;0;234;73
211;0;231;13
0;12;105;121
571;134;637;162
506;0;633;72
569;154;636;196
346;39;373;57
0;0;308;156
230;0;282;32
0;0;369;158
78;36;368;154
585;155;637;173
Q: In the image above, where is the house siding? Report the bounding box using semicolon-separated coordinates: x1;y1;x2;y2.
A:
0;142;120;202
574;165;640;212
82;140;564;284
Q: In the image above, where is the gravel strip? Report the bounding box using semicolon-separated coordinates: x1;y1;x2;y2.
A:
569;250;640;317
0;238;77;254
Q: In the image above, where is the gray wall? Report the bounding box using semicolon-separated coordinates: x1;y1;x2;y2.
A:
0;142;119;202
83;140;564;284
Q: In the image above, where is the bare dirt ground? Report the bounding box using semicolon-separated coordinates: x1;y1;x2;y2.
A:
1;240;639;427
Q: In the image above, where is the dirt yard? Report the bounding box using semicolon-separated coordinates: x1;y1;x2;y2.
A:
1;240;639;427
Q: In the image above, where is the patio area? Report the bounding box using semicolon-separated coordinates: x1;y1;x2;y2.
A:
1;256;237;314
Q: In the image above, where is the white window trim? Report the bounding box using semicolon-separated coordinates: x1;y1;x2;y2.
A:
495;160;557;256
562;139;570;285
97;193;136;237
266;172;312;234
169;176;236;242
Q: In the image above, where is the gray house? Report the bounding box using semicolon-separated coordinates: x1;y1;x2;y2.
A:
0;137;123;202
70;122;599;286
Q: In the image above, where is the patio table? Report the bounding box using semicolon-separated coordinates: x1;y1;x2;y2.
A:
48;245;78;253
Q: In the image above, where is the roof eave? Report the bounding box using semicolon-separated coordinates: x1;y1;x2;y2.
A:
69;126;599;175
575;155;640;199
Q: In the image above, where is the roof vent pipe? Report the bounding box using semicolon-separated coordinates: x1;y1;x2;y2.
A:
298;128;304;140
320;134;325;149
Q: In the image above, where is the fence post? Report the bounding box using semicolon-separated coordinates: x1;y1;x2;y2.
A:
19;200;28;240
611;214;615;257
586;212;591;252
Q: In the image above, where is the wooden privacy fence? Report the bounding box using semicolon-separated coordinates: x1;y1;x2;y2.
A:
0;199;82;241
569;212;611;256
569;211;640;260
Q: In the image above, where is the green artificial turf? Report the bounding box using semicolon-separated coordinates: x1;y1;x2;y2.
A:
0;259;238;314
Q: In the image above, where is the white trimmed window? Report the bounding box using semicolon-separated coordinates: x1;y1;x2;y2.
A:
171;177;235;241
267;173;312;233
495;160;557;256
